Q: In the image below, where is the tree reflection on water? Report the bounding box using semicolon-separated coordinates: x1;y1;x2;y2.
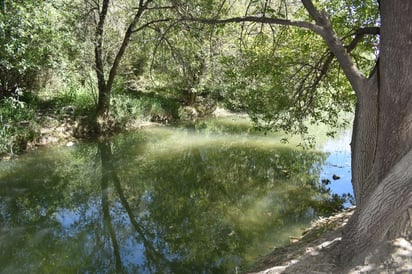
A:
0;127;351;273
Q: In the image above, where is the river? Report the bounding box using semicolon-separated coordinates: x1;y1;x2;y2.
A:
0;116;352;273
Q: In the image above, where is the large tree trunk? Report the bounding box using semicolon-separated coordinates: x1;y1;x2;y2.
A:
96;85;111;119
93;0;149;127
339;0;412;265
94;0;110;121
350;72;378;206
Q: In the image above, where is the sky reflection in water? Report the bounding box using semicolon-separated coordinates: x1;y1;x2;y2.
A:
0;119;353;273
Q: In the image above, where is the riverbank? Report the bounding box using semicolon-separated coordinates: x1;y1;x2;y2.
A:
1;106;240;161
245;207;354;273
0;105;165;161
27;111;163;150
246;206;412;273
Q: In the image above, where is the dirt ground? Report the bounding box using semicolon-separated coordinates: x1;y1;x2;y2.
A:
247;207;412;274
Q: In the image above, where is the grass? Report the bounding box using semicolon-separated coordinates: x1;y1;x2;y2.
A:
35;81;96;118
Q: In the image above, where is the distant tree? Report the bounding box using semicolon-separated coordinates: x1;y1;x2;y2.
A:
78;0;176;128
83;0;225;128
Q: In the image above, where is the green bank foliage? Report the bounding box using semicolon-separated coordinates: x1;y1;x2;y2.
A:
0;0;379;156
0;1;64;93
0;97;37;155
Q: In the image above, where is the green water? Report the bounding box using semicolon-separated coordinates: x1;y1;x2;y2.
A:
0;117;351;273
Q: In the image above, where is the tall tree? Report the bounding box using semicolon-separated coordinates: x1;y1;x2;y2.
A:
181;0;412;267
83;0;226;128
92;0;155;125
340;0;412;265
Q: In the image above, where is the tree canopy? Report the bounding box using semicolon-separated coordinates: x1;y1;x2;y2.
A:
1;0;378;134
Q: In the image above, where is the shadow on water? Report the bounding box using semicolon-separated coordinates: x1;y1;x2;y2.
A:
0;118;353;273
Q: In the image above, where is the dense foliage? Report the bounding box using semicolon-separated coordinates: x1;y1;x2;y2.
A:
0;1;63;94
0;0;380;155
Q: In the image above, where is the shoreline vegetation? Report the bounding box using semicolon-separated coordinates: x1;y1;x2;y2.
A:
0;90;179;160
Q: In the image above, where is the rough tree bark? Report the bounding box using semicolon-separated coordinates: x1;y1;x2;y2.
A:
339;0;412;264
94;0;153;126
94;0;110;120
298;0;412;266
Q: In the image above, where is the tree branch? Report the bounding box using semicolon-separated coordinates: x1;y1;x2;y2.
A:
345;26;380;53
300;0;325;25
132;18;172;33
300;0;368;93
182;9;369;94
106;0;151;93
290;50;335;112
180;15;323;35
148;21;182;78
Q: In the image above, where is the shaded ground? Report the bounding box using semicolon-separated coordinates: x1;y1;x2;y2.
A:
246;207;412;274
246;208;353;273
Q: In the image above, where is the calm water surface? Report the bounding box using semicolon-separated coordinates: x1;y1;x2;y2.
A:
0;117;352;273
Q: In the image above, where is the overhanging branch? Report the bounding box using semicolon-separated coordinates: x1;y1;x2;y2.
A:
132;18;172;33
180;15;323;35
300;0;367;92
345;26;380;52
301;0;325;25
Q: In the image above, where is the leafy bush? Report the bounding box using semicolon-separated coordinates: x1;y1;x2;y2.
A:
37;80;96;118
110;93;180;126
110;94;144;126
0;1;63;94
0;97;38;156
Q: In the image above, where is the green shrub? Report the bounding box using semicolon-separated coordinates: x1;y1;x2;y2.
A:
38;80;96;118
0;97;38;156
110;94;145;126
110;92;180;126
